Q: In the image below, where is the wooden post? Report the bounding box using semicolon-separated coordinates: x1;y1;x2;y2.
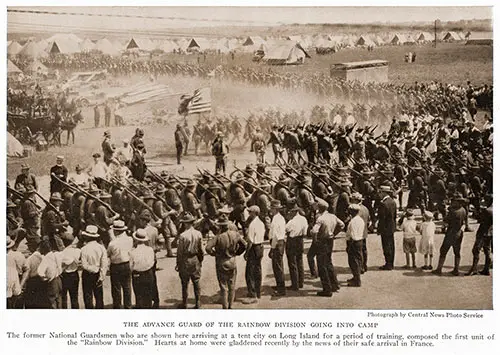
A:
434;20;437;48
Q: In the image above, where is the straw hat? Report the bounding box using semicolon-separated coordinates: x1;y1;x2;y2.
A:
82;225;100;238
133;228;149;242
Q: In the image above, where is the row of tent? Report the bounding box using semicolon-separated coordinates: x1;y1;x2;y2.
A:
7;58;49;77
7;30;491;59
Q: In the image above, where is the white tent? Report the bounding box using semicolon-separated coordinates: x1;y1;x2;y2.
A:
95;38;121;56
403;34;416;44
17;41;48;58
79;38;95;52
416;32;434;43
391;33;405;45
49;39;81;54
7;41;23;56
187;37;210;52
126;37;155;51
442;31;462;42
356;35;376;47
263;40;310;65
7;132;24;157
7;59;22;76
46;33;83;44
242;36;266;46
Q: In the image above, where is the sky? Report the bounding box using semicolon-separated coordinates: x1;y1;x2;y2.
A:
8;6;492;34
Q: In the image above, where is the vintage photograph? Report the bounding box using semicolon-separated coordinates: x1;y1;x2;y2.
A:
6;6;493;310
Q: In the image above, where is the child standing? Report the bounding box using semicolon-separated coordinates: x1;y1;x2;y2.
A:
418;211;436;270
399;209;418;268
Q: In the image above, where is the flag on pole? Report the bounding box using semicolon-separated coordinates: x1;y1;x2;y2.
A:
188;87;211;114
178;87;212;116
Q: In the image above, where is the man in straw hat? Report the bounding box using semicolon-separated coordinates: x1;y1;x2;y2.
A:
107;220;133;309
60;232;81;309
80;225;108;309
176;213;204;309
433;193;467;276
269;200;287;296
350;192;370;273
377;185;397;270
130;228;156;309
311;198;344;297
285;202;307;290
37;237;64;309
345;204;365;287
242;205;265;304
205;214;246;309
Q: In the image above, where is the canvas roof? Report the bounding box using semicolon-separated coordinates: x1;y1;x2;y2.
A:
47;33;83;44
8;59;22;74
443;31;462;41
7;41;23;56
356;35;375;46
126;37;155;51
187;37;210;51
79;38;95;52
391;33;405;44
263;40;310;63
17;41;48;58
242;36;266;46
49;39;81;54
417;32;434;41
95;38;121;55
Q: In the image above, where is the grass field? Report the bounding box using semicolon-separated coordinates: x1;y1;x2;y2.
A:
162;42;492;86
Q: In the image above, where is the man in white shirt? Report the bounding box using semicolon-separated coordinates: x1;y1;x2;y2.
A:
7;237;26;308
311;198;345;297
88;153;109;190
285;204;308;290
346;204;365;287
115;140;133;166
80;225;108;309
71;164;90;187
37;240;64;309
269;200;287;296
107;220;133;309
60;233;81;309
243;205;265;304
130;229;156;309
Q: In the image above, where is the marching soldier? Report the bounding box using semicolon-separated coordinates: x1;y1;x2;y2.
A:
94;192;120;248
41;192;70;252
20;186;41;254
212;131;229;175
175;123;184;165
181;180;202;219
176;213;204;309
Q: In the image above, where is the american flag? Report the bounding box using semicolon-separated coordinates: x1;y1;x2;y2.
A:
187;87;212;114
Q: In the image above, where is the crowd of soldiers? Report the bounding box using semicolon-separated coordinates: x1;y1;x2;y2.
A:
11;52;493;114
7;83;493;309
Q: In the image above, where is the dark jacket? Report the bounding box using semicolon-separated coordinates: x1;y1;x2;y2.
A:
377;195;397;235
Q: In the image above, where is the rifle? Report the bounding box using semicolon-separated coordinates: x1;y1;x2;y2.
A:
231;165;259;185
275;161;316;197
34;191;60;213
51;173;117;215
7;186;42;209
248;166;294;196
112;177;162;219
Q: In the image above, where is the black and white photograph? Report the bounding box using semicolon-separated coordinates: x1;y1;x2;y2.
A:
5;5;493;311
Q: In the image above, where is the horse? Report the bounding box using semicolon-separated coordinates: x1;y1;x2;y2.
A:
60;110;84;145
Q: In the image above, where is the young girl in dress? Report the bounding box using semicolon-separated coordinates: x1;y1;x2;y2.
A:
399;209;418;268
418;211;436;270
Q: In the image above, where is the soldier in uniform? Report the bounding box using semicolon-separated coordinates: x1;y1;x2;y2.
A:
8;199;26;251
466;194;493;276
176;213;204;309
15;163;38;192
181;180;202;219
175;123;184;165
41;192;70;252
212;131;229;175
20;186;41;254
267;124;283;165
227;173;248;234
101;131;115;165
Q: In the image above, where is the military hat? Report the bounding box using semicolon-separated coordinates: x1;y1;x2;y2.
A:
155;185;167;194
75;164;84;171
87;184;100;194
380;185;392;193
180;213;196;223
245;165;253;173
235;173;244;181
50;192;64;202
340;181;353;187
142;191;156;200
270;200;283;209
133;228;149;242
186;179;196;188
21;163;30;169
208;182;220;190
216;214;229;226
348;203;360;211
350;192;363;203
139;209;152;220
278;174;289;182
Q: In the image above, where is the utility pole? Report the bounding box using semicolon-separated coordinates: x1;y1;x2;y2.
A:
434;19;437;48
